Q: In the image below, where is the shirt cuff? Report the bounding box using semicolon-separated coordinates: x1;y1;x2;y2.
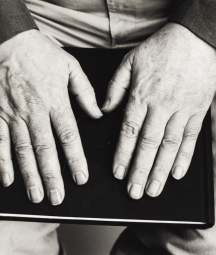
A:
168;0;216;49
0;0;38;44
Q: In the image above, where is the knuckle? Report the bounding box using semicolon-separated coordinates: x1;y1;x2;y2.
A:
82;85;95;96
161;135;181;151
0;158;7;164
179;151;191;159
15;142;33;157
153;164;168;177
59;128;78;146
130;77;152;103
67;154;82;166
0;159;8;170
183;130;198;141
131;168;149;179
121;121;140;139
0;134;9;144
35;143;53;157
117;146;132;158
23;172;38;183
129;89;146;106
139;135;160;150
130;87;142;102
43;174;59;185
19;160;31;171
52;108;71;125
108;79;119;90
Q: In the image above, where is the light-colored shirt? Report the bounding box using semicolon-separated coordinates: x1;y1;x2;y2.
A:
24;0;176;48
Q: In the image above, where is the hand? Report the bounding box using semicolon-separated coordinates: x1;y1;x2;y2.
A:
102;22;216;199
0;30;102;205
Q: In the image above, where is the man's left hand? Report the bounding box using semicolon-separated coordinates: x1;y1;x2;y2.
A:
102;22;216;199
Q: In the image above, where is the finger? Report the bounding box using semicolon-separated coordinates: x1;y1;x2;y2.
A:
50;96;88;185
102;52;133;112
0;118;13;187
127;109;170;200
113;96;148;180
27;115;64;206
68;56;103;119
171;112;205;180
10;119;44;203
145;113;189;197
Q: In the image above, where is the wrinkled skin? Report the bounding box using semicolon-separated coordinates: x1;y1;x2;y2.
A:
0;30;102;205
103;22;216;199
1;22;216;204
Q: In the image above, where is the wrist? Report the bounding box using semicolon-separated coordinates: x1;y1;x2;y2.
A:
0;0;38;45
157;22;216;57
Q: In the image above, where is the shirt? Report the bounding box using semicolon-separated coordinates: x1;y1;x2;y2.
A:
0;0;216;49
23;0;176;48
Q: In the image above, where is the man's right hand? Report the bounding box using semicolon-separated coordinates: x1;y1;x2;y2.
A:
0;29;102;205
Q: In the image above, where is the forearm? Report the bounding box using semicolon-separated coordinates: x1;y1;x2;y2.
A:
0;0;38;44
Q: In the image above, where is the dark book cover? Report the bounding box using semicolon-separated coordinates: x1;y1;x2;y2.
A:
0;48;214;229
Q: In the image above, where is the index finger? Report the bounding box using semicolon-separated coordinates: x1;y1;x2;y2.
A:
113;95;147;180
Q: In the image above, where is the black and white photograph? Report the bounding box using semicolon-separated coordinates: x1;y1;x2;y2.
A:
0;0;216;254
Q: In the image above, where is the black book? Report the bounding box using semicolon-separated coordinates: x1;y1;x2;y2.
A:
0;48;214;229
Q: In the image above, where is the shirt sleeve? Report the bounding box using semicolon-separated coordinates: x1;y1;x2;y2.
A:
0;0;38;44
168;0;216;49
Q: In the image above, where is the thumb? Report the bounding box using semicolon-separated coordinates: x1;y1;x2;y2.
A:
68;56;103;119
102;52;133;112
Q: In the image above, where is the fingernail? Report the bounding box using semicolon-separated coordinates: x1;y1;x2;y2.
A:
2;173;11;187
29;186;42;203
146;180;160;197
173;166;183;180
74;172;87;185
101;99;110;110
114;165;126;180
49;189;62;206
92;104;103;117
129;184;143;199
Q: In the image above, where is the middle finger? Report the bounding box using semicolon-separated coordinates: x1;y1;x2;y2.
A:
127;108;169;199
